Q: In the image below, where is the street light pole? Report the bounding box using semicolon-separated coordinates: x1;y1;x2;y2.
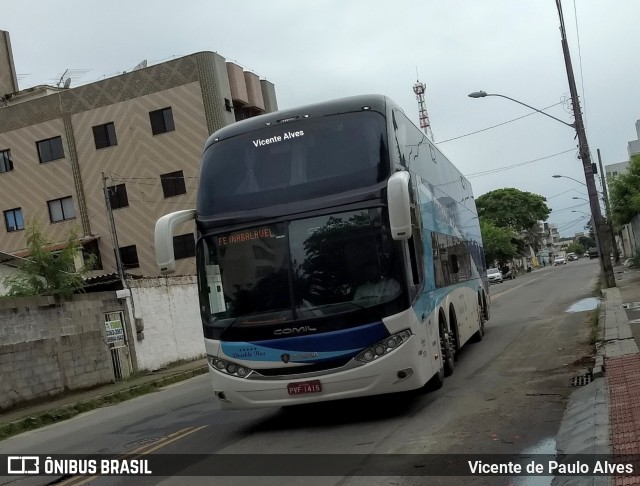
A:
468;91;575;128
596;148;620;263
555;0;615;288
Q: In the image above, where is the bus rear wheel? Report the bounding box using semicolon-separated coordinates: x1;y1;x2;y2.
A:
440;321;455;377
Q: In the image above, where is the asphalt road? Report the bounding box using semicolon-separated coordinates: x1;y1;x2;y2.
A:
0;259;601;486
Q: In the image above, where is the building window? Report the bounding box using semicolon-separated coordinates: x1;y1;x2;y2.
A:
160;170;186;198
0;149;13;173
119;245;139;269
224;98;233;112
149;107;175;135
37;136;65;163
4;208;24;232
173;233;195;260
47;196;76;223
93;122;118;149
107;184;129;209
83;239;103;271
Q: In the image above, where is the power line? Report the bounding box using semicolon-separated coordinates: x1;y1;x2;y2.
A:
465;148;575;178
437;102;565;144
549;202;589;214
572;0;587;127
546;188;587;199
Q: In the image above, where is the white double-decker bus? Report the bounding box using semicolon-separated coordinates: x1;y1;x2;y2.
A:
155;95;490;409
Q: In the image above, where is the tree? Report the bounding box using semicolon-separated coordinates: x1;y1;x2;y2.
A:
480;220;517;267
577;235;596;251
2;222;94;299
566;242;584;255
609;154;640;227
476;188;551;232
520;224;546;255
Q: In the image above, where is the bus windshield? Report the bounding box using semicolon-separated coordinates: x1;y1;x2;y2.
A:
197;208;405;334
197;111;389;215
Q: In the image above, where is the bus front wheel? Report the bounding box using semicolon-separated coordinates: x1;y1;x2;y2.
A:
425;358;445;391
472;303;485;342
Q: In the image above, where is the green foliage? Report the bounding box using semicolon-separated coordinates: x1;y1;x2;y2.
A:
578;235;596;250
480;220;517;266
476;188;551;231
2;222;94;299
519;225;546;255
609;154;640;227
566;242;584;255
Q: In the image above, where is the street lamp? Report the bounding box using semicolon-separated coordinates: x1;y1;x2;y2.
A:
553;174;603;194
572;197;588;202
552;174;585;186
469;90;615;287
468;91;576;128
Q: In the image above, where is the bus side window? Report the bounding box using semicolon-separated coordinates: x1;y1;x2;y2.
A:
407;180;424;296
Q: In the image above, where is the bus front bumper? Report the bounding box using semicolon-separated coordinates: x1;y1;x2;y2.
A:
208;336;430;409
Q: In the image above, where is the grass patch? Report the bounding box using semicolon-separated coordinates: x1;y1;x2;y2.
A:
0;366;207;441
588;310;601;347
593;277;602;297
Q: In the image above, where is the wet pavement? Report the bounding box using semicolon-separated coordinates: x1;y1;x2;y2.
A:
566;297;600;313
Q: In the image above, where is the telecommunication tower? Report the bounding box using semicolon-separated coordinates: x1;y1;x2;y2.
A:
413;80;434;141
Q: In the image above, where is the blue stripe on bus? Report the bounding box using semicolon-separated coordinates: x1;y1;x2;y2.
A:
412;280;481;323
220;321;390;363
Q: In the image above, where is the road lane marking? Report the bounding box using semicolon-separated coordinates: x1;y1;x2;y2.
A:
57;425;208;485
491;277;542;300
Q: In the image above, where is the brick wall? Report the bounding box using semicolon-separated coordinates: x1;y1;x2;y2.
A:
0;293;122;411
128;276;205;371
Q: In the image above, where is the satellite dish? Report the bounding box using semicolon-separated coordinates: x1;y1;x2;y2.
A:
63;78;71;89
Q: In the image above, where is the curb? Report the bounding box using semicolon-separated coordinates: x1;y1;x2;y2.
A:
0;365;208;441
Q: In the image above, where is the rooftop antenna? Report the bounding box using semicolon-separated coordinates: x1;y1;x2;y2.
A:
413;68;434;141
131;59;147;71
56;69;69;88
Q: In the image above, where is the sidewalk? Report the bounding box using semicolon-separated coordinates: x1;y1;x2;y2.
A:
0;358;208;440
555;262;640;486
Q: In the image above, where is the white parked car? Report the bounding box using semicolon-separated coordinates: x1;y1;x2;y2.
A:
554;256;567;265
487;267;503;284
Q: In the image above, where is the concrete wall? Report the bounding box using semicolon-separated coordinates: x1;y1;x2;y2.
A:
128;276;205;371
0;293;122;410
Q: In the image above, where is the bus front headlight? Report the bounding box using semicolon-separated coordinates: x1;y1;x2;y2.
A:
207;356;254;378
355;330;412;363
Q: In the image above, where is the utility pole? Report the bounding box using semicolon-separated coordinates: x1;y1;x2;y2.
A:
102;172;125;283
597;149;620;264
555;0;616;288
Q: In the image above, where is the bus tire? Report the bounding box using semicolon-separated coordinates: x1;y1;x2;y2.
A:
425;359;445;391
482;292;490;322
439;315;455;377
472;302;485;342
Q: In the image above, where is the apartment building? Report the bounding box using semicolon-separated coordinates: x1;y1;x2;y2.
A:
0;30;278;277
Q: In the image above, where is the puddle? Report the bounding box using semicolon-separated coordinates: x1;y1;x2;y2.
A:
566;297;600;313
510;437;556;486
521;437;556;455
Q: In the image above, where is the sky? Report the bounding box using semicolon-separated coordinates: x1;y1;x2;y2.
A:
4;0;640;237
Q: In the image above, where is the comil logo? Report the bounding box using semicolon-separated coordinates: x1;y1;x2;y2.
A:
8;456;40;474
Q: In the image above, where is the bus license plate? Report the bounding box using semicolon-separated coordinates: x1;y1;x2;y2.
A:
287;380;322;395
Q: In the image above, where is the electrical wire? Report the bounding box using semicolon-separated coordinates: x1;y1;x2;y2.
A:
437;102;565;144
573;0;587;127
465;148;575;178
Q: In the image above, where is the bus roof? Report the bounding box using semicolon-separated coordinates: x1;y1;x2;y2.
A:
204;94;393;149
